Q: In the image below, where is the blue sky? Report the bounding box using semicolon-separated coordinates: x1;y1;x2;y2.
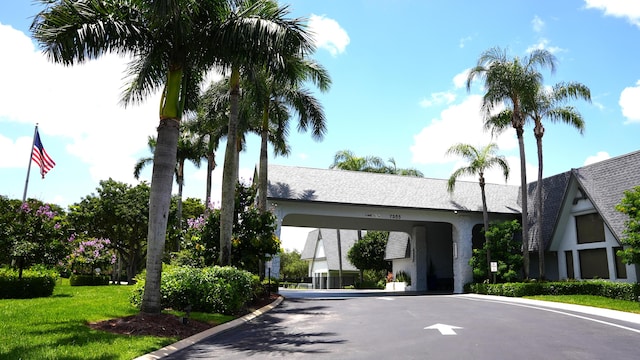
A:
1;1;639;250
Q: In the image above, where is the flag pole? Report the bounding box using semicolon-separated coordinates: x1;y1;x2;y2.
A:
22;124;38;203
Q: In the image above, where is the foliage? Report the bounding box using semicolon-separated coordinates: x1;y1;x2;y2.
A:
66;236;116;276
0;197;71;270
0;266;58;299
466;279;640;302
615;186;640;265
180;183;280;274
470;220;523;283
68;179;150;282
354;269;387;289
280;249;308;281
69;274;110;286
347;231;391;273
130;265;255;315
395;270;411;285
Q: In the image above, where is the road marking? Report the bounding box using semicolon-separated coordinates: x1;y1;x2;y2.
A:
377;297;394;301
461;296;640;334
424;323;463;335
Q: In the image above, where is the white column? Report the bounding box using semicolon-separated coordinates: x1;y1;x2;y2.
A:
452;218;474;293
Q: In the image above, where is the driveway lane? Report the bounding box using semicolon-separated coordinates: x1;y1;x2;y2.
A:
166;294;640;359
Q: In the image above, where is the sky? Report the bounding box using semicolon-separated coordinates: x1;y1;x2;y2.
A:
1;0;639;252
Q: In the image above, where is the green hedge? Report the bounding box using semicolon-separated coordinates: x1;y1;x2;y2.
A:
466;280;640;302
0;267;58;299
69;274;110;286
130;265;255;315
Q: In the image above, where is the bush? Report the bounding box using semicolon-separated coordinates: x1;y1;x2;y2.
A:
0;267;58;299
395;270;411;285
130;265;255;315
466;280;640;302
69;274;110;286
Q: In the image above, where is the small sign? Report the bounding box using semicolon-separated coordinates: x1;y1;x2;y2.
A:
490;261;498;273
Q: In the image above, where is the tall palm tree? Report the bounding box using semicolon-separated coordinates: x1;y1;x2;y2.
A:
527;81;590;278
218;1;314;266
466;46;556;279
31;0;307;312
134;125;207;251
446;143;510;278
330;150;387;172
251;57;331;212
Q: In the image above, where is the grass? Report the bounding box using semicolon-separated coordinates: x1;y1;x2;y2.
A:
525;294;640;314
0;278;234;360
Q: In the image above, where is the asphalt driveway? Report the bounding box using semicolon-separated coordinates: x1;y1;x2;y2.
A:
163;292;640;359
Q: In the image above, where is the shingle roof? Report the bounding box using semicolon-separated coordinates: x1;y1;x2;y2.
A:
300;228;359;271
385;232;410;260
529;150;640;250
267;165;521;214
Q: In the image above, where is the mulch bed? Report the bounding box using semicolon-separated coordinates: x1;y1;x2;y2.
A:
88;293;280;339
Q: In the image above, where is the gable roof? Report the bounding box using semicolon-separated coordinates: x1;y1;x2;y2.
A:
300;228;359;272
267;165;521;214
530;150;640;250
385;232;411;260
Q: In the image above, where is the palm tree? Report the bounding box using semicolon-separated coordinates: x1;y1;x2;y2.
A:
251;57;331;212
134;125;207;251
31;0;307;312
466;46;556;279
218;1;314;266
527;81;591;278
446;143;510;278
385;158;424;177
330;150;387;172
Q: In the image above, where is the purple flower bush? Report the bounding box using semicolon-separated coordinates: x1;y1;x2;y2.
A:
66;236;116;275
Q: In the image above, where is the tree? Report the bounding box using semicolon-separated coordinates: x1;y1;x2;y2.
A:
32;0;310;313
527;81;590;278
279;249;308;281
615;186;640;265
446;143;510;278
347;231;391;273
330;150;386;172
134;125;207;251
252;57;331;212
68;179;150;283
218;1;315;267
470;220;523;283
467;46;556;279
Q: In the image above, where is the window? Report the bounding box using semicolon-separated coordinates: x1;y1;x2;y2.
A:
614;247;627;279
565;251;574;279
579;248;609;279
575;213;605;244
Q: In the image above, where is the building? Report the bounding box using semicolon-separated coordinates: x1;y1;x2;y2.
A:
300;228;360;289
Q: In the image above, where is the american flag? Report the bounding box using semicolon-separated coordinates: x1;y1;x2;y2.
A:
32;129;56;178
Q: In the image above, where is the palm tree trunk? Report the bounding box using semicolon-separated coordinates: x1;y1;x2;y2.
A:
258;105;270;212
479;176;491;280
205;150;215;210
141;118;179;314
219;68;241;266
516;126;530;279
535;132;545;279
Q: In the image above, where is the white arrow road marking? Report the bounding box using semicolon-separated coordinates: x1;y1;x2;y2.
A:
424;323;463;335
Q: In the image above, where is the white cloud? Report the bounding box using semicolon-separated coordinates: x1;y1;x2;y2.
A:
583;151;611;165
419;91;456;108
584;0;640;27
459;36;473;48
411;95;517;165
526;38;564;54
446;155;536;187
619;80;640;123
0;134;32;168
308;14;350;56
532;15;545;32
453;69;470;89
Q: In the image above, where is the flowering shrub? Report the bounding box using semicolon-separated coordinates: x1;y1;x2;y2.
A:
66;235;116;275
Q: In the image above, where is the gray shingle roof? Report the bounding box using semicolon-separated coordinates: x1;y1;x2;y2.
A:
529;150;640;250
267;165;521;214
385;232;410;260
300;228;359;271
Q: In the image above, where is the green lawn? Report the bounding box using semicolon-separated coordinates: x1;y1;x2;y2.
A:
0;279;233;360
525;294;640;314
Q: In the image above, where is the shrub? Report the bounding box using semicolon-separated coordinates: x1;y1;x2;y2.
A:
466;280;640;302
0;266;58;299
69;274;110;286
395;270;411;285
130;265;255;315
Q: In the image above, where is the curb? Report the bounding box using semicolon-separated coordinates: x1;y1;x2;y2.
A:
134;296;284;360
